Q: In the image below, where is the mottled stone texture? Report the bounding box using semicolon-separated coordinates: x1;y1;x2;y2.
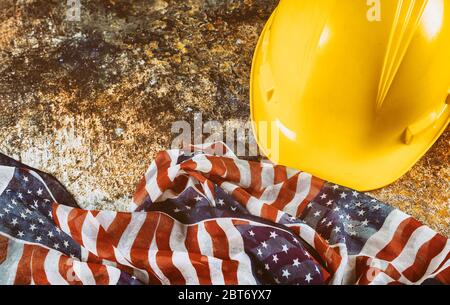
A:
0;1;448;236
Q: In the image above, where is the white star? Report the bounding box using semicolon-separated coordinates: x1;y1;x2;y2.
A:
53;243;60;249
325;200;333;206
307;202;313;209
3;208;10;214
17;231;24;237
36;236;42;242
48;211;53;218
292;238;300;244
305;273;313;283
352;191;359;197
257;248;263;256
292;258;300;268
23;176;29;182
269;231;278;239
265;264;270;270
282;269;291;279
340;192;347;199
313;211;321;217
64;241;69;248
320;193;327;200
249;230;255;237
37;188;43;196
289;216;296;222
55;227;61;234
174;208;181;213
186;205;191;210
349;231;357;236
371;199;377;203
47;231;54;238
0;213;3;218
194;195;203;202
362;219;369;226
355;202;362;207
332;185;339;190
373;204;381;210
11;218;18;226
272;255;279;263
230;206;237;211
38;218;44;224
333;207;340;212
20;212;27;219
347;223;354;229
326;221;333;227
358;209;365;216
18;193;23;199
320;218;327;224
25;208;32;214
217;199;225;206
333;226;341;233
27;190;32;194
281;244;289;253
11;199;18;205
261;241;268;248
346;214;351;220
29;224;37;231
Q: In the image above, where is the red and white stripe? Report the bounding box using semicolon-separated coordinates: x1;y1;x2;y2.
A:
54;201;261;284
0;165;15;196
0;237;25;284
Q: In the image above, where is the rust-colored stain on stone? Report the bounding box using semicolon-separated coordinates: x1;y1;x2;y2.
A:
0;1;448;236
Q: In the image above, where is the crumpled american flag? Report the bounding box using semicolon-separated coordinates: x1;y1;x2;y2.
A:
0;143;449;285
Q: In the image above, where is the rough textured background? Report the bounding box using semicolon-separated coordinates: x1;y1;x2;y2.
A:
0;0;448;236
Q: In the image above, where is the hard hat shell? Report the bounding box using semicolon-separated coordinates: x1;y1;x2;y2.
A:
250;0;450;191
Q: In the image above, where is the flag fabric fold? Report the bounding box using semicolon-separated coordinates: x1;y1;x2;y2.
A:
0;143;448;285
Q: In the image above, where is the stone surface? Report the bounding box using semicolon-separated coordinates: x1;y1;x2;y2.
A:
0;0;448;236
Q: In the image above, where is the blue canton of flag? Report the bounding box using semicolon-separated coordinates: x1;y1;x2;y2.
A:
300;183;393;254
0;167;81;259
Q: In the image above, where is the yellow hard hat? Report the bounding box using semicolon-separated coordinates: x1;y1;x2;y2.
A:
250;0;450;191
